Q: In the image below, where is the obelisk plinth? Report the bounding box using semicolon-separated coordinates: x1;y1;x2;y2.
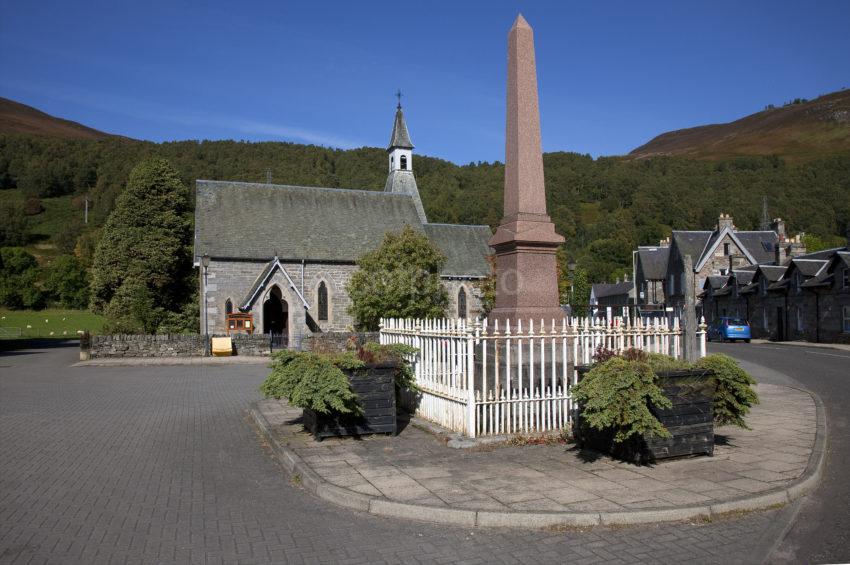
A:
488;14;565;324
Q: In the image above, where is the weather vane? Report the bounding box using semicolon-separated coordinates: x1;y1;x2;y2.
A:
395;89;403;109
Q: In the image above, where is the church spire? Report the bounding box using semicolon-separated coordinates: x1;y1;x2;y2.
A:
384;94;426;223
389;96;414;150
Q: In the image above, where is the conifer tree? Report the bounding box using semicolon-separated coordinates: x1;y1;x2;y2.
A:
89;158;193;332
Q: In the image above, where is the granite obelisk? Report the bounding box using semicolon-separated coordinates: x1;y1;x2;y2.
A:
488;14;565;323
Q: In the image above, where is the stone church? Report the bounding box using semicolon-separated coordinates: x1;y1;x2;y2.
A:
193;103;492;346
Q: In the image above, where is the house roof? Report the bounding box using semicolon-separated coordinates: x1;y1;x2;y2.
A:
733;231;778;264
389;105;414;149
790;259;829;277
194;180;491;278
592;281;634;299
671;231;712;263
423;224;492;278
637;246;670;280
758;265;788;283
705;275;729;290
732;270;756;286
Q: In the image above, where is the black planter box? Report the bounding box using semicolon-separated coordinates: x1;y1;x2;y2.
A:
303;362;397;440
576;367;716;464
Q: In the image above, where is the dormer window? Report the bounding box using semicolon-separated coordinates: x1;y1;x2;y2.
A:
400;155;407;170
724;243;730;256
760;278;767;296
793;273;801;294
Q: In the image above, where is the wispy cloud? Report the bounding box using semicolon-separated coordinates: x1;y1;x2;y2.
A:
0;78;367;149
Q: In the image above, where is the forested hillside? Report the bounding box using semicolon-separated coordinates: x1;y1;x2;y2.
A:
1;133;849;285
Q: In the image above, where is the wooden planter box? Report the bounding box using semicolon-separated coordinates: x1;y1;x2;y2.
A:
303;362;397;440
576;367;716;464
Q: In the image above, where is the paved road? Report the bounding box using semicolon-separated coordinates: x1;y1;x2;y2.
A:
709;341;850;565
0;342;840;564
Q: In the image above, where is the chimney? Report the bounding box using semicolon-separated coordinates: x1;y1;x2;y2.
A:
718;213;734;231
771;218;786;242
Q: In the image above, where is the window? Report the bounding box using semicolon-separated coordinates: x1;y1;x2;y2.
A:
762;307;768;331
793;273;801;294
457;287;467;320
844;306;850;333
318;281;328;321
760;278;767;296
400;155;407;170
843;268;850;289
724;243;730;256
720;268;728;276
225;299;233;316
796;307;804;332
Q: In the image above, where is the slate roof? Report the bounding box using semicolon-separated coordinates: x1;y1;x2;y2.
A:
389;106;414;149
423;224;492;278
592;281;634;299
194;180;492;278
705;275;729;290
732;270;756;285
734;231;778;264
671;231;712;262
195;181;424;262
758;265;788;282
637;246;670;280
791;259;828;277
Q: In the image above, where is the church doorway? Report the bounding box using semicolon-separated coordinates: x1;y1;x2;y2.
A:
263;286;289;348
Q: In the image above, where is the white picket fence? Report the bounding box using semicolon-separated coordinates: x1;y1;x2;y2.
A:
380;316;706;438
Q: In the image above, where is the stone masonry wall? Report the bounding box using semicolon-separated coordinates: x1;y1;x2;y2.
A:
203;259;487;345
88;334;271;358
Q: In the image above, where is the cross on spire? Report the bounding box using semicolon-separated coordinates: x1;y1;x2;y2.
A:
395;89;403;109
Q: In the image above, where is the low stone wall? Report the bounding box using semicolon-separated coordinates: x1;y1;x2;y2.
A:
302;332;379;353
87;334;271;358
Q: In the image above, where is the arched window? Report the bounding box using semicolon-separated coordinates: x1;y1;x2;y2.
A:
400;155;407;170
225;299;233;316
318;281;328;321
457;287;467;320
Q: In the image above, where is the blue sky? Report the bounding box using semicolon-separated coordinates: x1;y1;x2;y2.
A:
1;1;849;164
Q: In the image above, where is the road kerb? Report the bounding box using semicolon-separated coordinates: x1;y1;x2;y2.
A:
249;388;827;529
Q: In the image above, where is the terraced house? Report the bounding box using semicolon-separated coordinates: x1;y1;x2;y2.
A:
633;213;806;317
193;103;492;347
701;235;850;344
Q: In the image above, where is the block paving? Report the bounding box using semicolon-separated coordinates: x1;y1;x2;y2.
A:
0;345;814;564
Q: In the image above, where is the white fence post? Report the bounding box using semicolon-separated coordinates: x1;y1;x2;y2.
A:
466;319;476;438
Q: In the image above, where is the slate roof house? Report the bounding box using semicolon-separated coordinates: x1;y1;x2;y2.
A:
193;103;492;346
633;213;806;317
700;235;850;344
589;280;634;317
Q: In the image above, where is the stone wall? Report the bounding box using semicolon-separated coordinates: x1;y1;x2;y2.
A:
203;259;487;344
87;334;271;358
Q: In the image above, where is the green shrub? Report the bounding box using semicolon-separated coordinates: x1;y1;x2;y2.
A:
695;354;759;428
645;352;692;373
259;342;419;415
261;350;362;415
571;357;672;443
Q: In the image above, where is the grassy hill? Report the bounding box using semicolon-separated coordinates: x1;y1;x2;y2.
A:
629;89;850;163
0;97;118;139
1;97;849;285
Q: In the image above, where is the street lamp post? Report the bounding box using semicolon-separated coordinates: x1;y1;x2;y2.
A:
201;253;211;356
568;259;577;305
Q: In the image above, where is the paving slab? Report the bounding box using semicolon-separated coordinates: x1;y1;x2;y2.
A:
252;382;825;528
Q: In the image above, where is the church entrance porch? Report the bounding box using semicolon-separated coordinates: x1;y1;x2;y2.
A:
263;286;289;349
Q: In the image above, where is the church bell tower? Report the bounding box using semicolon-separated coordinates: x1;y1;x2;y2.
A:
384;93;427;223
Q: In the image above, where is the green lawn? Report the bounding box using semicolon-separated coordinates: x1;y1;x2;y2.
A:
0;309;105;339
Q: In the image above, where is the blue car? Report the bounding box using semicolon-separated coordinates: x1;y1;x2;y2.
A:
708;317;751;343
